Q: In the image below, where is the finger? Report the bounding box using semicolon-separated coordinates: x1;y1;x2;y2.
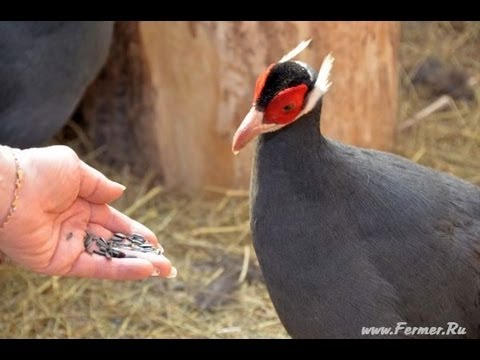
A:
78;161;126;204
66;252;157;280
120;248;173;273
89;204;159;246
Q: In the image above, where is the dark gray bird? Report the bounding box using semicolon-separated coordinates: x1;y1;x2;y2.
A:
0;21;114;147
232;40;480;339
411;56;475;102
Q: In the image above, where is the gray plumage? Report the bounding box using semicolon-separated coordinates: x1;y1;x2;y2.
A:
0;21;114;147
251;100;480;338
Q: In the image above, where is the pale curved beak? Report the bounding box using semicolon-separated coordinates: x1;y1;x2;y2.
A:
232;107;264;154
232;107;281;154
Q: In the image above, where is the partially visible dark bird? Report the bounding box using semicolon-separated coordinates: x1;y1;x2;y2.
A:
232;40;480;339
411;56;475;101
0;21;114;147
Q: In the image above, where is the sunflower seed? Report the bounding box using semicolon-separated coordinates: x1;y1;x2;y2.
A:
83;231;164;260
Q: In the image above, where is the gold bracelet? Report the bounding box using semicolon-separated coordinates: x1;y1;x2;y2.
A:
0;148;24;230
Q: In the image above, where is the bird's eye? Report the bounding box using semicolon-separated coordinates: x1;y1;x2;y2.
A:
264;84;307;124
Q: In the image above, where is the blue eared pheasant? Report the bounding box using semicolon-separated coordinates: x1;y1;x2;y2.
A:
232;40;480;339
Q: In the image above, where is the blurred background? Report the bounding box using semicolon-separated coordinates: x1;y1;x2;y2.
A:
0;21;479;338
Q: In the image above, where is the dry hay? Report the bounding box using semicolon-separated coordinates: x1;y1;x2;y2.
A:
396;21;480;185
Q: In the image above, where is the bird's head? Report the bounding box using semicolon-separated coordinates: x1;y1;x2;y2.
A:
232;39;334;154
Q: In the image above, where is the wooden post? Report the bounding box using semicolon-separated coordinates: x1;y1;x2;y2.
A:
81;21;400;191
313;22;400;150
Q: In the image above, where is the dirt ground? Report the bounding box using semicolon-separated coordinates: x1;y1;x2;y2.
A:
0;21;479;338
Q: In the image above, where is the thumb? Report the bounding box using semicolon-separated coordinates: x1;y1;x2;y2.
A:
78;161;126;204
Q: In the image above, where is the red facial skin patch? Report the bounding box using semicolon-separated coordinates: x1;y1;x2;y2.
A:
254;63;275;102
264;84;308;124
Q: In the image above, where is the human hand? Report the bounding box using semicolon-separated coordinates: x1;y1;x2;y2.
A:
0;145;176;280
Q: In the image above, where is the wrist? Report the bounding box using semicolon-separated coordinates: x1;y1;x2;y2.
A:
0;146;23;231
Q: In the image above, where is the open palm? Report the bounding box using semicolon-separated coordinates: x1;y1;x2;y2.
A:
0;146;173;280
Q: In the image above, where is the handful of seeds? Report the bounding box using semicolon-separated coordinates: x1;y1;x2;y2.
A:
83;232;164;260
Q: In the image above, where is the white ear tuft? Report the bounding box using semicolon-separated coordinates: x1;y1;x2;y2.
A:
294;53;335;120
316;53;334;94
279;39;312;63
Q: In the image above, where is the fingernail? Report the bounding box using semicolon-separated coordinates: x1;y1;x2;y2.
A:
166;266;177;279
114;181;126;191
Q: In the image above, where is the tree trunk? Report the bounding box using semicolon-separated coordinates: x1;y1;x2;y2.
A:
80;21;400;191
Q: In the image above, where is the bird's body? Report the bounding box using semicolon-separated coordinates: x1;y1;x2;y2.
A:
0;21;114;147
232;41;480;338
251;102;480;338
